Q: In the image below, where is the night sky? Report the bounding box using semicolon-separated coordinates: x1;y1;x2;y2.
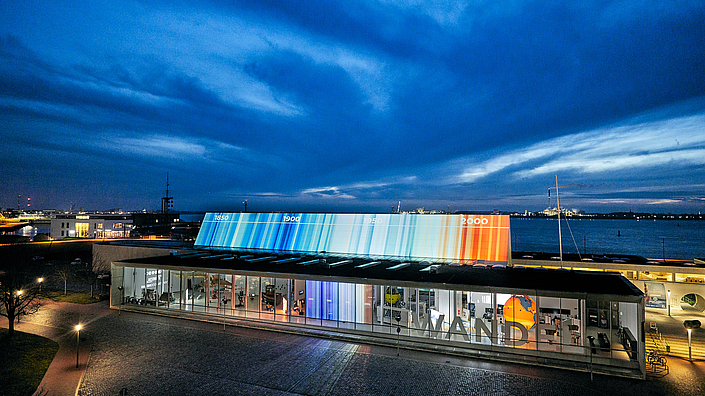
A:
2;1;704;214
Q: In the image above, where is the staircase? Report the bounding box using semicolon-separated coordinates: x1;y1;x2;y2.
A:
647;329;668;353
646;322;705;360
661;335;705;360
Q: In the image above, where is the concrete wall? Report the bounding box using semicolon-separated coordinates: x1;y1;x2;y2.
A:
630;280;705;314
97;242;191;307
92;243;189;273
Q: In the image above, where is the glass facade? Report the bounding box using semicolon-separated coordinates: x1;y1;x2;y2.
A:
117;265;641;365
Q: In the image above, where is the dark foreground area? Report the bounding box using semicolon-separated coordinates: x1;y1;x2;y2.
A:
4;301;702;396
0;329;59;396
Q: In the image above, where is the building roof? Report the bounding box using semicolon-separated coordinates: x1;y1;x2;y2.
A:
54;214;132;220
119;250;644;301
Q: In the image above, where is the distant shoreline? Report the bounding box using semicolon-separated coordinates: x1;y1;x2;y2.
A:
509;212;703;220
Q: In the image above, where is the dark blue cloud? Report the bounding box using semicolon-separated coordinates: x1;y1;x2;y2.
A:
1;1;704;213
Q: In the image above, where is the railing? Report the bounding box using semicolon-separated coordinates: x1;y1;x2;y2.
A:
645;349;669;377
647;323;670;355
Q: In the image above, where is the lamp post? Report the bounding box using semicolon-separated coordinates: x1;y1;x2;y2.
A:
395;315;402;356
16;290;23;324
684;320;694;362
117;286;124;316
688;328;692;362
75;324;82;368
38;278;44;294
667;290;671;317
587;335;595;382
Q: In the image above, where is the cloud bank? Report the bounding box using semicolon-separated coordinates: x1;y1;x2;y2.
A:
1;0;704;213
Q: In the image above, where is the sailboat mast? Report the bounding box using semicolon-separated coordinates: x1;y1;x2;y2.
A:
555;175;563;267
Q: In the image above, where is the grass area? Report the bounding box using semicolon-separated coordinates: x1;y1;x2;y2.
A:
0;328;59;396
42;290;102;304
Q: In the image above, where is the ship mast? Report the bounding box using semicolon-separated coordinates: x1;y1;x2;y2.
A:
161;172;173;214
555;175;563;267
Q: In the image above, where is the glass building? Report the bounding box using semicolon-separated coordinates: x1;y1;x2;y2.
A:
110;213;645;378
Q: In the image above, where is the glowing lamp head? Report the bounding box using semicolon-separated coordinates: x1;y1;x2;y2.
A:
76;324;82;332
38;277;44;283
16;290;23;296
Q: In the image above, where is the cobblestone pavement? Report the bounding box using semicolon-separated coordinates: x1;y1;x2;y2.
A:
16;302;705;396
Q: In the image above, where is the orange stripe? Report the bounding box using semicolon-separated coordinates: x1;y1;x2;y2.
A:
472;216;482;261
492;216;500;261
481;217;491;260
460;215;468;261
498;216;509;260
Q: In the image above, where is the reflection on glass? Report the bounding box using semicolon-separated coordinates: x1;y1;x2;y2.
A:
247;277;260;317
274;278;289;322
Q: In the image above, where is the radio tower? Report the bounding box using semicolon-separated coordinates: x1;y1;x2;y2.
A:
161;173;173;214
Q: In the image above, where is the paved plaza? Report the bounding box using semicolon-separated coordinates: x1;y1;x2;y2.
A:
4;301;705;396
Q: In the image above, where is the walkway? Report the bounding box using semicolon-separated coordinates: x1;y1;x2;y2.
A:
0;300;103;396
3;301;705;396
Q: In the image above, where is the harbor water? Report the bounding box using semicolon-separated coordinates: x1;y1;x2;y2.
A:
511;217;704;260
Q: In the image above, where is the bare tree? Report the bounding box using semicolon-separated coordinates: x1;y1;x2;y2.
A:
91;251;111;273
55;263;72;296
82;260;98;299
86;252;110;298
0;245;43;337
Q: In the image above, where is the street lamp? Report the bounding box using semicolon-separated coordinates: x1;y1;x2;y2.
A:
117;286;124;316
667;290;671;317
16;289;23;303
75;324;82;368
37;278;44;293
688;328;692;362
395;315;402;356
15;290;23;324
684;320;694;362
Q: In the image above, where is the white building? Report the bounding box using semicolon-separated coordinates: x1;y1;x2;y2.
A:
51;214;133;240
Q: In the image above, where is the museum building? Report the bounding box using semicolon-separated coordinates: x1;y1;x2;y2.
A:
110;213;646;378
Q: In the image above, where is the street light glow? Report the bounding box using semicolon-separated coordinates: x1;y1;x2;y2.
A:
16;290;23;296
687;327;693;362
38;277;44;283
75;324;82;368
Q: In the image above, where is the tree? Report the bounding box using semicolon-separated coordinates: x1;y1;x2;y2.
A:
80;260;98;299
0;245;43;337
55;263;72;296
88;252;110;298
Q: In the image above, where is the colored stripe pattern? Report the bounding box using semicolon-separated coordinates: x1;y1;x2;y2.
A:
195;213;510;263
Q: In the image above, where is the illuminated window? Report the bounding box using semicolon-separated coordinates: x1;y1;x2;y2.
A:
675;273;705;284
639;272;672;282
75;223;89;238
